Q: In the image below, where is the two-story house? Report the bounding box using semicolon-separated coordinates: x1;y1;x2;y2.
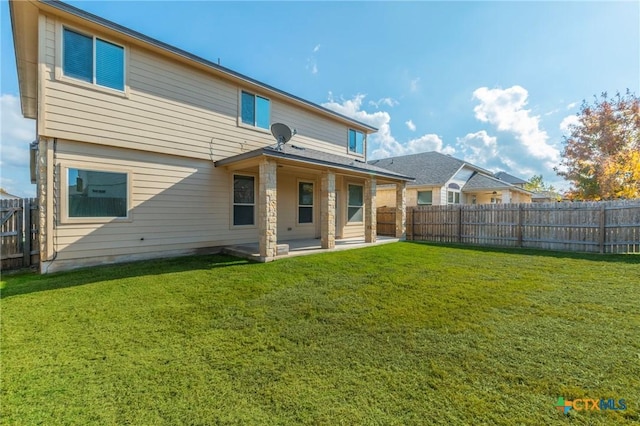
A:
10;0;411;273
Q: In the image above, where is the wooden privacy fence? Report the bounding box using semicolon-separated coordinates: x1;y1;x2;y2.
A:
376;207;397;236
378;200;640;254
1;198;39;270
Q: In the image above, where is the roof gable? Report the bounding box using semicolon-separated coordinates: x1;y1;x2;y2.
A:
369;151;487;186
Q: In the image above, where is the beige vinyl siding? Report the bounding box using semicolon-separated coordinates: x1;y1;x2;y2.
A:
42;15;359;164
49;139;259;269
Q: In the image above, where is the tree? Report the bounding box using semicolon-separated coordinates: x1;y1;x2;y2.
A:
556;90;640;200
524;174;556;193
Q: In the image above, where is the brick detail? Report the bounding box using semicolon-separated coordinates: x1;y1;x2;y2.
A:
365;177;377;243
320;171;336;249
258;159;277;259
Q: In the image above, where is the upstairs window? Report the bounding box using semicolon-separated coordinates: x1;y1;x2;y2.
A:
63;28;125;91
348;129;365;155
241;91;270;129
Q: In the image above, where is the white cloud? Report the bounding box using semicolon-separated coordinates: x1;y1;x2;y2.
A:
453;130;527;174
472;85;559;163
1;94;35;168
306;44;321;75
405;119;416;131
566;101;578;110
322;93;452;159
559;114;580;134
410;77;420;93
306;58;318;75
369;97;399;109
0;94;36;197
456;131;498;165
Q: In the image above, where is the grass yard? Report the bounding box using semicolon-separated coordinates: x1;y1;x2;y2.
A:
1;242;639;425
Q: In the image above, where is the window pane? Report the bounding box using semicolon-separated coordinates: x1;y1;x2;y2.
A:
256;96;270;129
448;191;453;204
68;168;127;217
234;205;254;226
417;190;432;205
241;92;255;125
355;131;364;154
234;175;254;204
299;182;313;205
298;206;313;224
348;184;363;207
63;29;93;83
96;39;124;90
455;193;460;203
348;207;363;222
348;130;356;152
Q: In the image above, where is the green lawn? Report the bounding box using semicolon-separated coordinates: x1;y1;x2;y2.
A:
1;242;638;425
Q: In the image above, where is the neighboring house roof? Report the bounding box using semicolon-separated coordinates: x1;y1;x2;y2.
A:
495;171;528;185
10;0;377;133
216;145;414;182
0;188;21;200
532;191;562;201
369;151;485;186
462;173;515;191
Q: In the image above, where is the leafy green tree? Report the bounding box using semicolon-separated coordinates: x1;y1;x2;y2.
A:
524;174;556;193
556;90;640;200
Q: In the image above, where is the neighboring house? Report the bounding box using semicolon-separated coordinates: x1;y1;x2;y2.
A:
494;171;528;189
370;151;531;207
0;188;21;200
531;191;563;203
10;0;412;273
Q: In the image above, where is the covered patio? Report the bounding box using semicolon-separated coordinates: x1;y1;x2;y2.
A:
215;144;413;261
222;235;401;261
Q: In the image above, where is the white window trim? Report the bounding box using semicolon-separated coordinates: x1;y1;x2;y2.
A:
59;162;133;224
347;128;366;157
447;190;461;205
347;183;364;224
297;179;315;226
231;173;257;228
55;23;129;98
237;89;271;134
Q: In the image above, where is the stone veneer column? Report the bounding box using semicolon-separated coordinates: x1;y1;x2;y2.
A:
38;137;52;272
258;159;277;260
395;181;407;239
320;171;336;249
364;176;377;243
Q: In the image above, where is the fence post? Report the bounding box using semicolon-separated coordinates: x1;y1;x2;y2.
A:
408;207;414;241
23;198;32;267
517;204;524;248
598;204;606;253
457;205;462;243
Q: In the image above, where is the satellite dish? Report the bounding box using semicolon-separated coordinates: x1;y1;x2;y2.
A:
270;123;295;151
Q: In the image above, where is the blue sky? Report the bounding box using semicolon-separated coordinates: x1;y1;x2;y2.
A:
1;1;639;197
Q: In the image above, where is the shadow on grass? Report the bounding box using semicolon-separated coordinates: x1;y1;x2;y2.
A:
0;253;254;299
405;240;640;264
